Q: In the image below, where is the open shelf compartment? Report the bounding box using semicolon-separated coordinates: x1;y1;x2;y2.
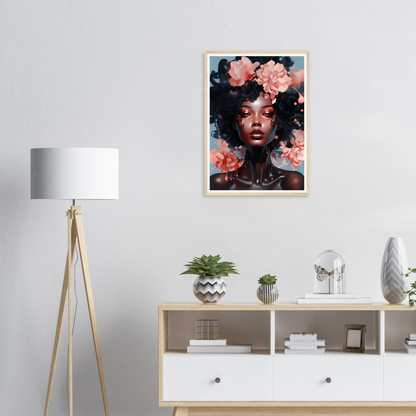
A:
385;310;416;355
274;310;382;355
165;310;271;355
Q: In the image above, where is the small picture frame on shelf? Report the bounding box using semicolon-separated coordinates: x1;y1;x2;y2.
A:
343;324;366;353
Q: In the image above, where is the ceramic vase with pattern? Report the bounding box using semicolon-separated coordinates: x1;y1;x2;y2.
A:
193;276;226;304
257;284;279;304
381;237;409;304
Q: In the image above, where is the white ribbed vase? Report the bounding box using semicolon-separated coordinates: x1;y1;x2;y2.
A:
193;276;226;304
381;237;409;304
257;284;279;304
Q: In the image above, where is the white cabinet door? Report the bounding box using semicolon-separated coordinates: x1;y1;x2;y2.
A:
163;353;272;402
384;355;416;401
274;354;383;401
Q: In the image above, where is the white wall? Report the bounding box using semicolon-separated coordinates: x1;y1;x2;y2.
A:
1;0;416;414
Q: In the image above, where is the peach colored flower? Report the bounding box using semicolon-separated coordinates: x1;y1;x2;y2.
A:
217;139;230;149
228;57;260;87
210;148;223;165
273;130;305;170
298;93;305;104
287;130;305;169
211;140;244;172
215;149;240;172
290;68;305;89
211;140;232;164
255;60;292;100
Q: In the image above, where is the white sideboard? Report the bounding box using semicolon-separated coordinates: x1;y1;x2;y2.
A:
159;302;416;416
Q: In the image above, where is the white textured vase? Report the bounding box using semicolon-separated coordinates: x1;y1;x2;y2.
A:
193;276;226;304
381;237;409;304
257;284;279;304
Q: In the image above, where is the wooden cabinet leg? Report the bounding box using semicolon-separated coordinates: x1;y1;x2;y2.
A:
173;407;189;416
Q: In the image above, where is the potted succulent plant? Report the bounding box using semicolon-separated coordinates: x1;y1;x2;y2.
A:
257;274;279;304
181;255;238;304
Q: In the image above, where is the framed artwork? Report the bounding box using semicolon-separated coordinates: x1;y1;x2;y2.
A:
205;51;309;196
343;324;366;353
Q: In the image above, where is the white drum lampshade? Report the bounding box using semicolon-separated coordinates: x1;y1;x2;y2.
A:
31;148;119;200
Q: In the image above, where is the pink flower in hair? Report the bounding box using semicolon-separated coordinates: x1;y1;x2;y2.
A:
214;149;240;172
217;139;230;149
286;130;305;169
228;57;260;87
210;148;223;165
290;67;305;89
210;140;232;165
255;60;292;100
211;141;244;172
272;130;305;170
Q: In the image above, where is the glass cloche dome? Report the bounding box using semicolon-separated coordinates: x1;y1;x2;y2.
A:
314;250;346;294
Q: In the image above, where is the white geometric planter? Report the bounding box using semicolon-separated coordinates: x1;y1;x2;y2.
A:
193;276;226;304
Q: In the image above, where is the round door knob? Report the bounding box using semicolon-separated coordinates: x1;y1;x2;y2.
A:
215;377;221;384
326;377;331;384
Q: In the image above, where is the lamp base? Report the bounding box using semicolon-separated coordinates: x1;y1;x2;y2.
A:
43;205;110;416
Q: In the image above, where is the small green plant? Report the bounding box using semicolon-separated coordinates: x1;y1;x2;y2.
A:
404;268;416;308
258;274;277;285
180;255;238;277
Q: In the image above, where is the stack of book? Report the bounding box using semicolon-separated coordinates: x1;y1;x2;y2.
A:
284;332;326;354
405;334;416;354
297;293;372;304
187;339;252;354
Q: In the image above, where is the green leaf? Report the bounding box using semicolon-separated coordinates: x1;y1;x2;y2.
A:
180;254;238;277
258;274;277;285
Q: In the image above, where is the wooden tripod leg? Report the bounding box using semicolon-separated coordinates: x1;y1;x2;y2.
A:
74;209;110;416
68;213;73;416
44;219;77;416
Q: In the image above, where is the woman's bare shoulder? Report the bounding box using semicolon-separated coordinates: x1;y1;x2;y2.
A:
278;169;304;191
210;173;232;190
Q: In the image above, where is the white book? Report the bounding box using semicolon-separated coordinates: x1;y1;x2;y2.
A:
288;345;318;350
285;339;325;348
405;345;416;354
405;339;416;346
298;297;372;304
285;346;325;354
289;332;317;342
187;345;252;354
408;334;416;341
304;293;359;299
189;339;227;346
405;342;416;348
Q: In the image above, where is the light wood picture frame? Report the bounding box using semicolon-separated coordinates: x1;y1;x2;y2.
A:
205;51;309;196
343;324;366;353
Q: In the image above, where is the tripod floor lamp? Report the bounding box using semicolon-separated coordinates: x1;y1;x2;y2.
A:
31;148;119;416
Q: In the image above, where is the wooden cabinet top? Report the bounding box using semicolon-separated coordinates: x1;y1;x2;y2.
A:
159;302;415;311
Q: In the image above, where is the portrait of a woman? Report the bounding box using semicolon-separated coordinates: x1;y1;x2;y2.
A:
206;53;308;195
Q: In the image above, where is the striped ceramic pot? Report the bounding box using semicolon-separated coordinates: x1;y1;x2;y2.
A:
381;237;409;304
257;284;279;304
193;276;226;304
